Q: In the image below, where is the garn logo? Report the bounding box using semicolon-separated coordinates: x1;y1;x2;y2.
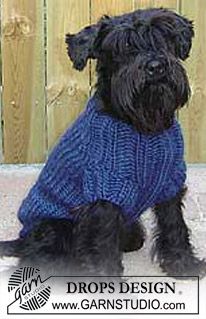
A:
8;267;51;311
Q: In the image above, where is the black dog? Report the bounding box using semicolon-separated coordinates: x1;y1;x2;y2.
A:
0;8;205;278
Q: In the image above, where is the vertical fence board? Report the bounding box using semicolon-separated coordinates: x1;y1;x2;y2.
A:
152;0;177;10
134;0;154;9
46;0;90;151
1;0;46;163
179;0;206;163
91;0;134;21
134;0;177;9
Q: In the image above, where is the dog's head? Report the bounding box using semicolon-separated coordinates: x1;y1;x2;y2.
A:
66;8;194;133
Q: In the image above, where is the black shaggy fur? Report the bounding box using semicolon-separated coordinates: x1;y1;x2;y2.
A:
153;188;206;277
0;8;205;278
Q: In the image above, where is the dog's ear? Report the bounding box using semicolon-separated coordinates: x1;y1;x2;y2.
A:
172;13;194;60
65;16;110;71
65;24;99;71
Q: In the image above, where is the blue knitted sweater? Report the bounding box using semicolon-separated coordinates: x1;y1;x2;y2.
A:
18;95;186;237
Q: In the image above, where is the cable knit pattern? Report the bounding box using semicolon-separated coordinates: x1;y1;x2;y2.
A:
18;95;186;237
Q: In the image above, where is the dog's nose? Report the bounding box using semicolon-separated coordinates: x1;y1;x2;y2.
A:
146;60;165;77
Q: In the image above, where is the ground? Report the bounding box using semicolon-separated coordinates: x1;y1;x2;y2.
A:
0;165;206;318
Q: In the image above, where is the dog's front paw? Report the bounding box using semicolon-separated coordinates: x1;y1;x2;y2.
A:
160;256;206;279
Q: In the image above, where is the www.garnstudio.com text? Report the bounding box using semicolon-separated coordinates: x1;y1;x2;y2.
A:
52;299;185;311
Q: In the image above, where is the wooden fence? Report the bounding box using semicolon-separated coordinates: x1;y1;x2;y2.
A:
0;0;205;164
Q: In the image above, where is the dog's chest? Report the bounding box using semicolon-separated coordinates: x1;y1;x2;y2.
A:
84;112;180;189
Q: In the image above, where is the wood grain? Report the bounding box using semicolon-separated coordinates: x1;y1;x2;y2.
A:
1;0;46;163
134;0;154;9
91;0;134;21
179;0;206;163
46;0;90;152
134;0;177;10
152;0;177;10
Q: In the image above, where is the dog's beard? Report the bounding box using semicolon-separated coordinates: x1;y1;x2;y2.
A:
133;84;177;133
110;58;190;134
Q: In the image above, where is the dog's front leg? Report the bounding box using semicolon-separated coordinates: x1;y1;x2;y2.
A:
152;188;206;278
71;200;124;277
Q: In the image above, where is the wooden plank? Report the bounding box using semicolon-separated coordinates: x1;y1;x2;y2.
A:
152;0;177;10
91;0;134;21
1;0;46;163
134;0;177;10
47;0;90;151
179;0;206;163
134;0;154;9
